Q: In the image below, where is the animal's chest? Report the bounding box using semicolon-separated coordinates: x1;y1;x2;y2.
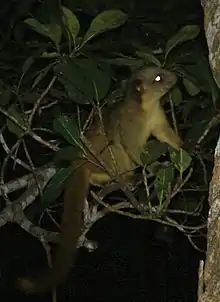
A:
120;112;151;149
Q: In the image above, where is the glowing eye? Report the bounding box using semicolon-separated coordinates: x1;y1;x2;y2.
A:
154;75;161;82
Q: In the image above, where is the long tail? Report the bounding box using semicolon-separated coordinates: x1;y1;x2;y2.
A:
17;166;89;294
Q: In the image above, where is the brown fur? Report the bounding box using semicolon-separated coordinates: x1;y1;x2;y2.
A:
17;66;182;294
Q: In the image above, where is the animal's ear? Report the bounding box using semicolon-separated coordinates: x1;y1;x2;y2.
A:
133;78;144;93
125;77;144;101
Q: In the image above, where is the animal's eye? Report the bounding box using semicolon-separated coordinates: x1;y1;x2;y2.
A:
153;74;162;83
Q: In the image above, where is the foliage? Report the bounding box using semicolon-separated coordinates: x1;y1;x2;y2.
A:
0;0;217;233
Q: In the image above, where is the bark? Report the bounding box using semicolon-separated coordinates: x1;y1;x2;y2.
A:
198;1;220;301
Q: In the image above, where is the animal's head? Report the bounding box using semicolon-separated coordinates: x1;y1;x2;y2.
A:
126;66;177;110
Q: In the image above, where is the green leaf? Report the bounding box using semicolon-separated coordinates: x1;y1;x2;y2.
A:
176;64;215;94
41;52;60;59
141;140;168;165
53;114;82;150
174;66;204;92
183;78;200;96
165;25;200;58
32;64;53;89
54;59;111;103
169;86;183;106
0;87;11;105
135;50;161;66
170;149;192;174
6;105;27;137
61;6;80;41
155;166;175;203
101;57;143;67
41;167;73;208
84;10;127;42
24;18;61;47
22;56;35;74
49;88;67;100
54;145;80;162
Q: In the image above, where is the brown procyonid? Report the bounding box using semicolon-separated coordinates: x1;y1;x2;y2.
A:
17;66;183;294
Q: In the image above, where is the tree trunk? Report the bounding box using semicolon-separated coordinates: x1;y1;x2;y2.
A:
198;1;220;301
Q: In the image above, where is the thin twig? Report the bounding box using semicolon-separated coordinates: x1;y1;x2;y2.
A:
22;139;43;198
0;131;32;171
28;76;57;124
169;94;178;134
196;112;220;149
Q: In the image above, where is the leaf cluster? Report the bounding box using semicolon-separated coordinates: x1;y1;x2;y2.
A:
0;0;217;230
